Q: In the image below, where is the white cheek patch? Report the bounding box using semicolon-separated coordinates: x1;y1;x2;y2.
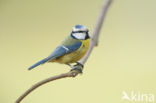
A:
72;33;86;40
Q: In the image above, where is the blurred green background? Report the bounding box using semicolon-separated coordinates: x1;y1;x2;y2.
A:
0;0;156;103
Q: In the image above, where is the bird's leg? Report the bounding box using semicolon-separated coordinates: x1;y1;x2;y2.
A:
76;62;84;68
70;62;83;73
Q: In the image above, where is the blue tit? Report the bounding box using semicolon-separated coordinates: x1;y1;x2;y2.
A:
28;24;90;70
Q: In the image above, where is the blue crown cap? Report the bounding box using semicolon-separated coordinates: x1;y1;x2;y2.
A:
72;24;88;32
75;24;84;29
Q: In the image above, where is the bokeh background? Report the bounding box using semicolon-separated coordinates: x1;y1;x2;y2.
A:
0;0;156;103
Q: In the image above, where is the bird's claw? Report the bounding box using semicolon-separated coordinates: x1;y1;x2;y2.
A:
70;62;83;73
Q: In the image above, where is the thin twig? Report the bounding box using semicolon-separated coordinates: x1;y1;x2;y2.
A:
79;0;112;64
15;70;80;103
15;0;112;102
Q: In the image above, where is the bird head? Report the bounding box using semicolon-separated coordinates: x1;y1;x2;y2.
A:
71;24;90;40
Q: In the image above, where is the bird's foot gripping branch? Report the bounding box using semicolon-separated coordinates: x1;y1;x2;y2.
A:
70;62;83;74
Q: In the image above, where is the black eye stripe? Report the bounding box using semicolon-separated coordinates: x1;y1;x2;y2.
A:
72;31;88;33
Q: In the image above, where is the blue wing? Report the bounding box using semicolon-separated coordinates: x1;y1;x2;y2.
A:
28;41;82;70
48;41;82;60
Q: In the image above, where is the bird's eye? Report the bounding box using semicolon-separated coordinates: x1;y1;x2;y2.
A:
79;31;85;33
72;31;87;33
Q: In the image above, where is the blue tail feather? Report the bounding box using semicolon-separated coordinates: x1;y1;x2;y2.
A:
28;58;49;70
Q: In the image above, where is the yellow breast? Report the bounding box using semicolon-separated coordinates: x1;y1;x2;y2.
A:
53;39;90;64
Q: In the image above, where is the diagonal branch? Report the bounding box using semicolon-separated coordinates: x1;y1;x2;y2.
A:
79;0;112;64
15;0;112;103
15;70;81;103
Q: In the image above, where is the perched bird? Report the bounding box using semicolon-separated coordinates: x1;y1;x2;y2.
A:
28;25;90;71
